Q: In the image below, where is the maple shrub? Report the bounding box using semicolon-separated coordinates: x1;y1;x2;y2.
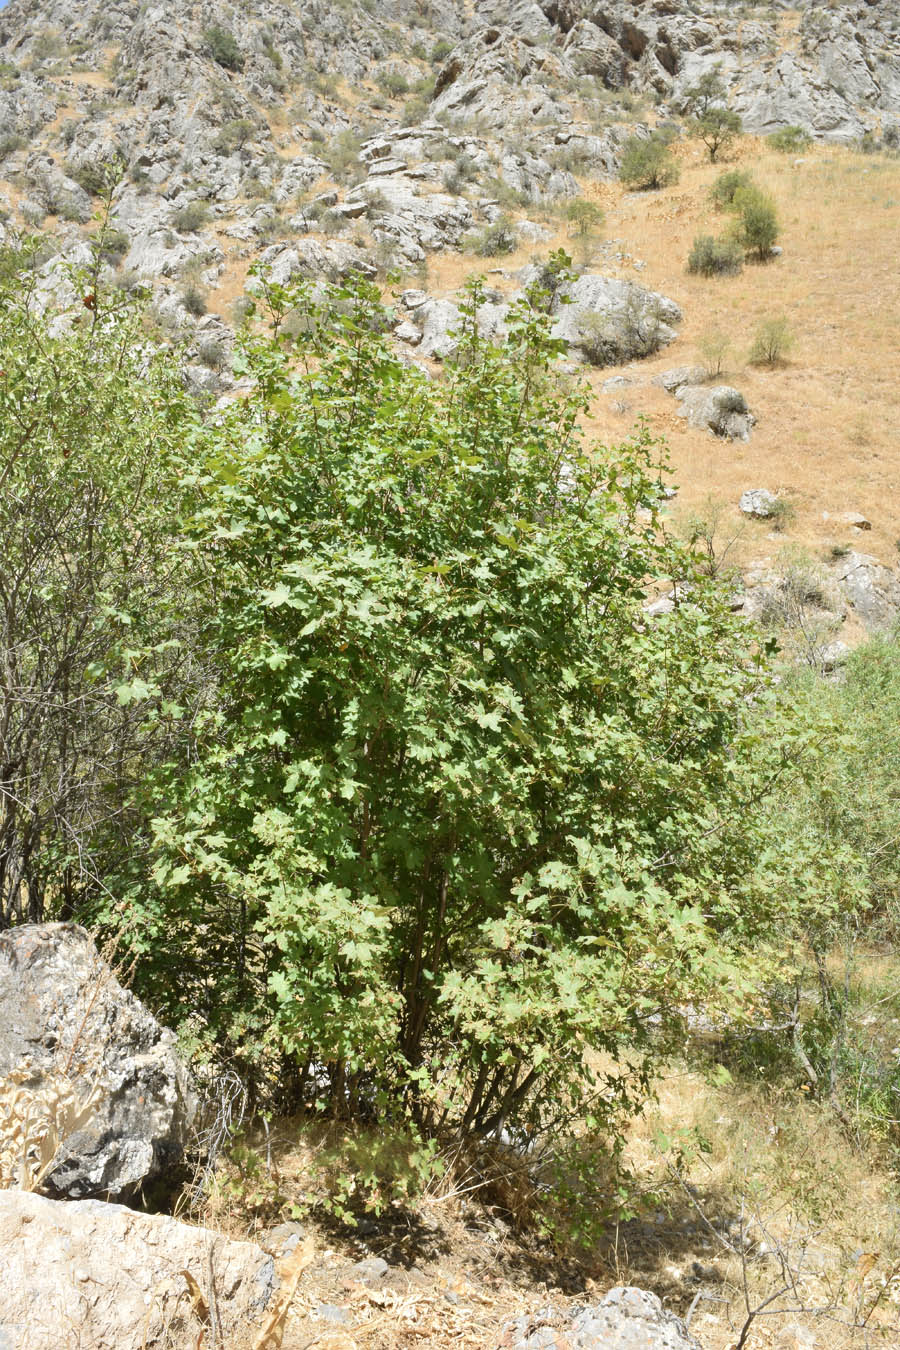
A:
137;273;812;1139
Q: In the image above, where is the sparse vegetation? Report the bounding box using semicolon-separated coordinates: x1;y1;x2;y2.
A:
319;129;365;184
749;314;794;365
376;69;410;98
171;201;211;233
213;119;256;155
709;167;755;208
769;124;812;153
698;326;733;378
687;232;744;276
180;284;208;317
204;24;244;73
462;216;517;256
618;133;680;190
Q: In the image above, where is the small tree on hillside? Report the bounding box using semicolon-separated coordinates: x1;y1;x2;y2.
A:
683;66;728;117
205;25;244;73
684;66;742;161
695;105;742;162
565;198;605;265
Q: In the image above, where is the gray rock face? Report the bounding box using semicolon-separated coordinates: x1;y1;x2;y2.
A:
653;365;706;393
0;923;197;1200
347;174;473;260
503;1286;701;1349
549;274;682;365
676;385;755;441
0;1190;275;1350
397;270;680;365
831;552;900;632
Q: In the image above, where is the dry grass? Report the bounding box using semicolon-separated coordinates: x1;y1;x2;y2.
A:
618;1068;900;1349
224;136;896;577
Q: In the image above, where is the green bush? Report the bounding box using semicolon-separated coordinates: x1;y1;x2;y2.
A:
462;217;518;256
205;25;244;73
734;188;780;260
320;130;365;184
618;134;680;190
126;273;807;1134
431;39;453;64
686;233;743;276
376;70;410;98
181;285;208;317
709;169;754;209
214;119;256;155
171;201;211;233
70;162;110;197
775;635;900;935
0;132;28;158
0;253;195;928
768;125;812;153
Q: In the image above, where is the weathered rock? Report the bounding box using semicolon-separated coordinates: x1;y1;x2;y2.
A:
831;552;900;632
653;365;706;393
503;1286;701;1349
547;274;681;365
0;1190;275;1350
676;385;755;441
347;174;473;257
740;489;779;519
0;923;197;1200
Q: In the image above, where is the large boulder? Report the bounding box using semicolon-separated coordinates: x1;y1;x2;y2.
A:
549;274;682;366
0;1190;276;1350
0;923;197;1200
503;1286;701;1349
676;385;755;441
396;289;510;361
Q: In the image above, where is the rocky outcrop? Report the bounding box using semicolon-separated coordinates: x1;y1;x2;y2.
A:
394;271;680;365
676;384;755;441
0;923;197;1200
740;489;780;519
502;1286;701;1349
0;1189;275;1350
548;272;681;364
832;552;900;632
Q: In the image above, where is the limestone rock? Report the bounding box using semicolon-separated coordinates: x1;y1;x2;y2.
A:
547;274;681;365
653;365;706;393
0;1190;275;1350
831;552;900;632
676;385;755;441
503;1286;701;1349
0;923;197;1200
740;489;779;519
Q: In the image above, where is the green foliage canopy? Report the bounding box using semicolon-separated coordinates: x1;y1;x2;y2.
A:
0;242;197;927
130;273;804;1139
618;134;680;190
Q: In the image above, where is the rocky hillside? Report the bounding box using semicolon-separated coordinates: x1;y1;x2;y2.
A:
1;0;899;655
